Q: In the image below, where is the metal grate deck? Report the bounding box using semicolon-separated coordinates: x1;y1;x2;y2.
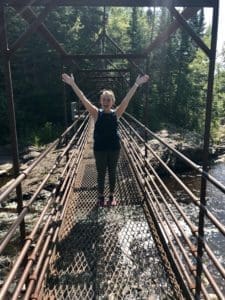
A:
42;132;176;299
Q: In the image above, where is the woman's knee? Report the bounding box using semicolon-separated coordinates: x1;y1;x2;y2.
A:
95;151;107;172
108;151;120;170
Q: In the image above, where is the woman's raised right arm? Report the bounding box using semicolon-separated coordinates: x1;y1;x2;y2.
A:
62;73;98;118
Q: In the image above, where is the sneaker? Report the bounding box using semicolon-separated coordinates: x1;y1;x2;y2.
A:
108;195;117;206
98;196;105;207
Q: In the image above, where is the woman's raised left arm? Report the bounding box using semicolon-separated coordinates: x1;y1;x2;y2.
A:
115;74;149;118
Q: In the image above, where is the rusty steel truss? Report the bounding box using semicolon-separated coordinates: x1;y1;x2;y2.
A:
0;0;221;299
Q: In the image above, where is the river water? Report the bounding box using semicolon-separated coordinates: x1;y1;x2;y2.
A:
165;160;225;293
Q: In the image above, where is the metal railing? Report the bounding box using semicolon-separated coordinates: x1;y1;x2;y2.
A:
120;113;225;299
0;112;89;299
1;113;225;299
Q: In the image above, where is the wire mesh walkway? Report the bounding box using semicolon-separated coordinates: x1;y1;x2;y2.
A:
42;129;176;299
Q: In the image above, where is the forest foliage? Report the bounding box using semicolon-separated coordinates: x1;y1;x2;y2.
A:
0;6;225;146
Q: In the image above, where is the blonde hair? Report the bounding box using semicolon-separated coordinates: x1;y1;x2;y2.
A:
100;89;116;104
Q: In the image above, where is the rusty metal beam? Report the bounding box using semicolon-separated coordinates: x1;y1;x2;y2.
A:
86;76;125;79
84;31;104;55
11;2;67;56
168;6;211;57
88;79;121;82
78;68;129;73
1;0;216;7
143;7;200;54
9;1;56;55
0;3;26;243
63;53;147;60
195;1;219;298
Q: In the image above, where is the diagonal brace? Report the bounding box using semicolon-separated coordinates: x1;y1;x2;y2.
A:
84;31;104;55
143;7;201;54
168;5;211;58
104;32;145;75
9;0;57;55
11;2;67;55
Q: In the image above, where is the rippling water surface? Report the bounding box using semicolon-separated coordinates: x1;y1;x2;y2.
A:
205;162;225;286
166;161;225;292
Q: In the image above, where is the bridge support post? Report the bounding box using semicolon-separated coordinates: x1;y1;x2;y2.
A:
0;4;26;244
61;59;70;164
195;1;219;298
143;57;150;202
61;60;69;129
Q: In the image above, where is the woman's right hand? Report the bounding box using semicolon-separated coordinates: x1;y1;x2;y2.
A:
62;73;75;86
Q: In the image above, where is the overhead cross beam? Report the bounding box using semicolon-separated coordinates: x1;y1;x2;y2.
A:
1;0;216;7
5;2;211;65
63;54;147;60
86;76;125;79
78;69;129;73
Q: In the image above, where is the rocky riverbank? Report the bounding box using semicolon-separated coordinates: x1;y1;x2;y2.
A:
0;142;66;290
0;143;66;203
145;128;220;174
0;144;44;176
0;127;223;187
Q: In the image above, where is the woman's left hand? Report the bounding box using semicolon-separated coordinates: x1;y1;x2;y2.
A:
135;74;149;86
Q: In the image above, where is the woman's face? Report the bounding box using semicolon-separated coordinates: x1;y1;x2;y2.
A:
100;95;114;112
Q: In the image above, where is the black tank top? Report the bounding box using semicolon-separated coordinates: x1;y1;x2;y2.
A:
93;109;120;151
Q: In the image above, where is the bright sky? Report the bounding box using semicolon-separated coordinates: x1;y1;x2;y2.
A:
204;1;225;58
